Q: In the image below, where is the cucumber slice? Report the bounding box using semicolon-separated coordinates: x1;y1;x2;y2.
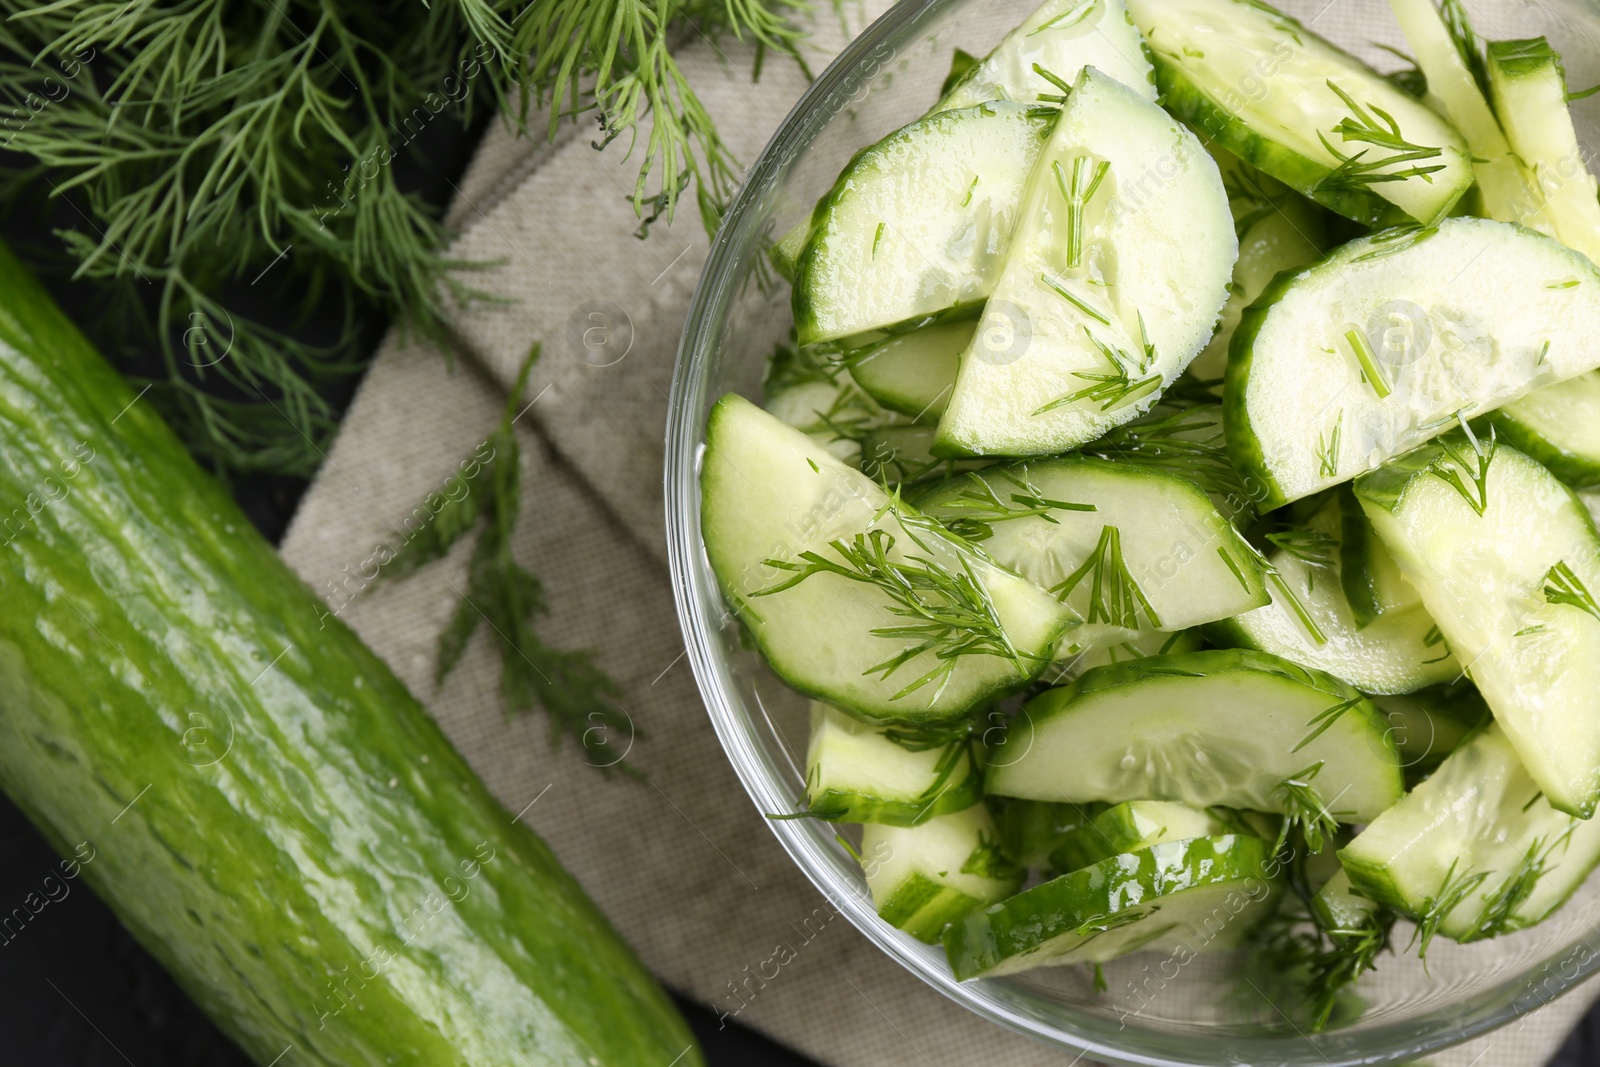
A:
1050;799;1242;872
702;395;1077;723
1355;431;1600;815
1340;723;1600;945
996;799;1102;869
858;424;994;488
862;805;1022;942
1050;626;1203;682
1338;485;1422;627
1487;372;1600;489
1188;193;1327;382
1486;38;1600;265
1310;869;1381;935
1387;0;1540;225
943;834;1279;977
803;702;981;825
938;0;1156;111
913;457;1269;643
847;321;972;421
1370;681;1489;773
772;218;812;281
1227;217;1600;509
986;649;1403;820
934;68;1235;457
1205;490;1459;694
1128;0;1473;226
793;103;1053;345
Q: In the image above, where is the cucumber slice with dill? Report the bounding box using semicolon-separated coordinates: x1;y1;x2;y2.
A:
847;321;972;421
987;648;1402;823
934;67;1235;457
702;395;1077;724
1487;371;1600;489
1355;430;1600;816
1049;626;1203;683
862;805;1023;942
1205;489;1459;694
1486;37;1600;264
1226;217;1600;510
793;102;1053;345
1129;0;1473;226
802;702;981;825
943;834;1280;978
913;456;1269;644
1050;799;1248;872
938;0;1156;111
1340;723;1600;948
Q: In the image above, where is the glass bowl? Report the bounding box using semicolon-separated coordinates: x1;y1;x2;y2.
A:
665;1;1600;1062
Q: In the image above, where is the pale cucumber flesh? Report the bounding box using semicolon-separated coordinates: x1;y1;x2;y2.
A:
803;702;980;825
1487;371;1600;488
863;805;1021;942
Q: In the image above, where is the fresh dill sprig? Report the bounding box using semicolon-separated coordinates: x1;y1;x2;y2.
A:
1353;224;1439;263
1051;524;1163;629
1267;527;1338;579
1316;412;1343;479
933;468;1096;542
1083;405;1252;516
1316;81;1446;195
381;346;639;776
1543;560;1600;621
1052;154;1111;269
0;0;808;480
1458;828;1573;943
1240;537;1328;647
1305;909;1396;1032
1292;695;1365;753
1028;0;1099;38
1274;761;1341;853
754;501;1023;703
1412;858;1490;961
1427;426;1498;516
1035;322;1162;416
1439;0;1491;98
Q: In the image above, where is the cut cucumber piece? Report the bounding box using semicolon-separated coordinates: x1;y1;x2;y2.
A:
1387;0;1540;226
848;321;972;421
1050;800;1243;872
938;0;1156;111
1487;373;1600;489
793;102;1053;344
1339;485;1422;627
996;799;1102;869
986;649;1403;820
1129;0;1473;226
772;218;812;281
1050;626;1203;682
1370;681;1489;773
1487;38;1600;265
943;834;1279;977
1188;193;1327;382
913;457;1269;645
702;395;1077;723
858;424;994;488
803;702;981;825
1310;869;1382;935
934;68;1235;457
1355;431;1600;816
862;805;1022;942
1340;723;1600;945
1227;217;1600;509
1205;490;1460;694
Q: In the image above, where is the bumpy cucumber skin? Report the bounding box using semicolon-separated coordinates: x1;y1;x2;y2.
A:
943;834;1276;979
0;245;698;1066
1483;406;1600;489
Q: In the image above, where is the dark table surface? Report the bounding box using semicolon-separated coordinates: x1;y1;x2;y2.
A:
0;100;1595;1067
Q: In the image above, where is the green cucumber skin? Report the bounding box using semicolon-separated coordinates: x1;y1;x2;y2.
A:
807;780;981;826
0;244;698;1066
1156;67;1423;230
1223;260;1301;513
1483;409;1600;489
1338;485;1385;627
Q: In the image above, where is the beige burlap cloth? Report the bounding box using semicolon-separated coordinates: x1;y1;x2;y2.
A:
280;0;1600;1062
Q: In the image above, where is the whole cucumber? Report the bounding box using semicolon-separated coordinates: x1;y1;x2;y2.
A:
0;242;702;1067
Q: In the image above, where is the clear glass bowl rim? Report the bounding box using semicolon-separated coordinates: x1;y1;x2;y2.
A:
662;2;1600;1061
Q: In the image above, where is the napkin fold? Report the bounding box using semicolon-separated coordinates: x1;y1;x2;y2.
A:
280;1;1600;1062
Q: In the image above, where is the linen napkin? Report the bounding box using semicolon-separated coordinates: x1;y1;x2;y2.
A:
280;0;1600;1062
